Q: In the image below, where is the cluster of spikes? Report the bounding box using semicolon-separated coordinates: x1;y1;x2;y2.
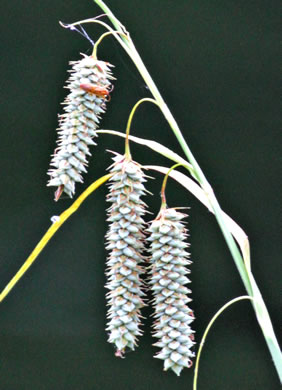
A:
105;153;195;375
47;52;195;375
47;53;114;201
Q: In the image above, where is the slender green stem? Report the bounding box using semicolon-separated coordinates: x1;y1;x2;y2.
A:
92;31;127;59
193;296;253;390
94;0;129;44
160;163;183;208
124;98;159;158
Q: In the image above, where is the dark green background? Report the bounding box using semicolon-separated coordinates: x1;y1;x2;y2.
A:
0;1;281;389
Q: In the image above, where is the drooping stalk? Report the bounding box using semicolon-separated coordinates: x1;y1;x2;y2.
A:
94;0;282;381
193;296;253;390
124;98;159;157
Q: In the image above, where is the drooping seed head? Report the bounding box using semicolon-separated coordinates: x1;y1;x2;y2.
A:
147;207;195;375
47;54;115;200
105;153;149;356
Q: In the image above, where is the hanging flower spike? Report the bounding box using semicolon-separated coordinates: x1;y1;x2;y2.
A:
105;152;148;356
147;207;195;376
47;54;115;200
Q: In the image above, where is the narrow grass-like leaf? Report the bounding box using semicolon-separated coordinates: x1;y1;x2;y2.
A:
96;130;194;174
0;174;112;303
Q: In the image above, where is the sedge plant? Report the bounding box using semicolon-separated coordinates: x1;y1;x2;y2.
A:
0;0;281;386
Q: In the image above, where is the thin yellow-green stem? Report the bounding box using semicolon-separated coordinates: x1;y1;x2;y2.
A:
193;296;253;390
0;174;111;303
92;31;127;59
124;98;159;158
160;163;183;208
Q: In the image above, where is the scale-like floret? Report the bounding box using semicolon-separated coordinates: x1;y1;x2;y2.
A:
105;153;148;356
47;54;114;200
147;207;195;375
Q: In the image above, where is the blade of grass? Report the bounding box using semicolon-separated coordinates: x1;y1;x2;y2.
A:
0;174;111;303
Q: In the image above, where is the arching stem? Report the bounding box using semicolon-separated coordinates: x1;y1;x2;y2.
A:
160;163;183;208
124;98;159;158
92;30;127;59
193;296;253;390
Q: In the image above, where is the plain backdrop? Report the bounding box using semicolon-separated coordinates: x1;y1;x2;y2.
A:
0;1;281;389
